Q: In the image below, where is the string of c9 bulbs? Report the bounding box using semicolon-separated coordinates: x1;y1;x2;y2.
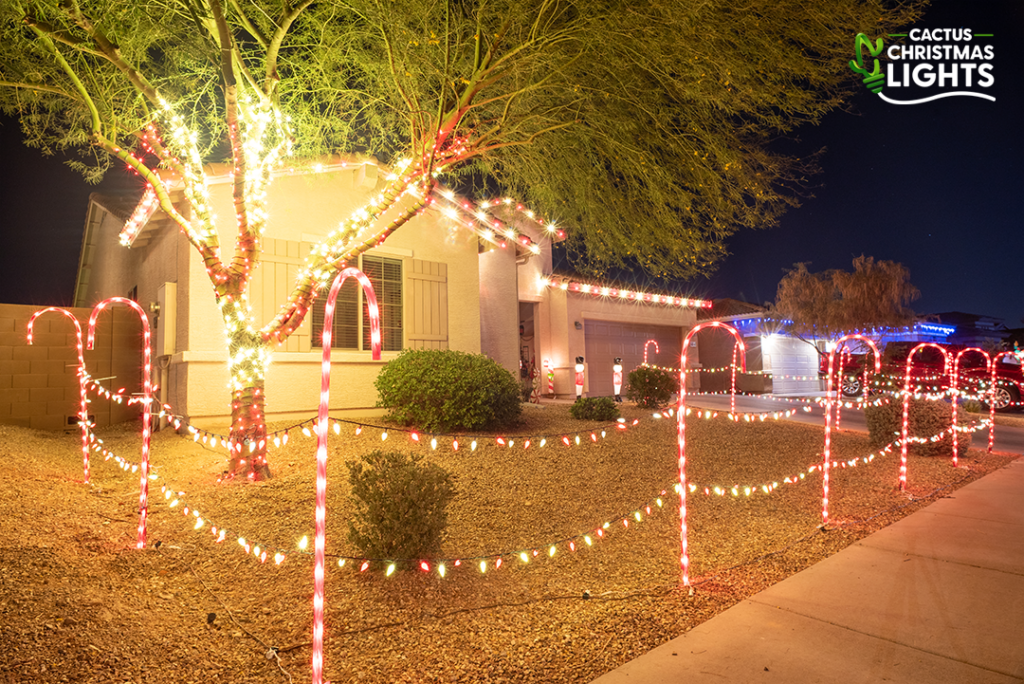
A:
79;412;981;578
77;357;995;581
83;369;856;452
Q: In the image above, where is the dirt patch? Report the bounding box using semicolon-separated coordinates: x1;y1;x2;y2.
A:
0;404;1016;683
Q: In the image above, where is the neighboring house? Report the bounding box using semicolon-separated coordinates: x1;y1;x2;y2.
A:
696;299;820;395
69;159;710;428
695;299;1006;395
924;311;1010;348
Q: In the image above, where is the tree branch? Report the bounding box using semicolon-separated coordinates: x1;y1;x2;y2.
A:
23;21;103;136
263;0;314;96
209;0;256;289
19;16;106;59
0;80;80;101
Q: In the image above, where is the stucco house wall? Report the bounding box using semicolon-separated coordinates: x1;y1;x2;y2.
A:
77;162;481;428
72;158;711;426
514;223;702;397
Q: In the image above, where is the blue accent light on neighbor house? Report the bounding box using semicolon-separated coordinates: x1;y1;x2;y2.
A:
915;322;956;337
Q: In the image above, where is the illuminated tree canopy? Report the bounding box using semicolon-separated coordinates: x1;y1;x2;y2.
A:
0;0;923;477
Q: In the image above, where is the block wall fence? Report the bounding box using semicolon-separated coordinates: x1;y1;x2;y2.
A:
0;303;144;431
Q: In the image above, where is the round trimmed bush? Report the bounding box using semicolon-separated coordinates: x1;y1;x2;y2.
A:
865;396;973;457
626;366;679;409
375;349;522;431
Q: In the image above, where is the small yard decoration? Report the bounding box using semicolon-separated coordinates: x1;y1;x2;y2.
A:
952;348;990;460
898;343;951;490
989;351;1020;452
311;268;381;684
643;339;659;365
613;358;623;402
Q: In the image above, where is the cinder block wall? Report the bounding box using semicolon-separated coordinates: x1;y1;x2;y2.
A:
0;303;144;431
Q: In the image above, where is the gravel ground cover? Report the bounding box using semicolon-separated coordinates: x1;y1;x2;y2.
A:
0;402;1016;683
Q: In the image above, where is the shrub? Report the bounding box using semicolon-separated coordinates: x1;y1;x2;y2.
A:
626;366;679;408
865;397;973;457
375;349;522;431
960;399;984;414
346;450;457;564
570;396;620;421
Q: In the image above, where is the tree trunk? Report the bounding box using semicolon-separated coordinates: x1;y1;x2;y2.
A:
226;328;272;480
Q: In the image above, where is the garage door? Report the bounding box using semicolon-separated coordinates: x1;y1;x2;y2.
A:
584;320;683;398
762;336;821;394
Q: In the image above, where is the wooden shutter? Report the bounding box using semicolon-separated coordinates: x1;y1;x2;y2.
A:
250;239;310;352
406;259;448;350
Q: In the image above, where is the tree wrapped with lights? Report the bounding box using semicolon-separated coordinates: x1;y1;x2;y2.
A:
1;0;922;479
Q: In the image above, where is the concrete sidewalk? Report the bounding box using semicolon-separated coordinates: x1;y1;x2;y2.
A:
593;457;1024;683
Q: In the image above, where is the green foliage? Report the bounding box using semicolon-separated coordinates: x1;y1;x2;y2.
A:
346;450;456;564
960;399;984;414
375;349;522;432
0;0;924;279
865;397;973;458
626;366;679;409
570;396;620;421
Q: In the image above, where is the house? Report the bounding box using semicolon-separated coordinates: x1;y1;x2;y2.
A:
695;298;988;396
696;299;821;395
924;311;1010;348
64;158;710;429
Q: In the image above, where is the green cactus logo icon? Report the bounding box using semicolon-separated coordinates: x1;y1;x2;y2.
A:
849;33;885;93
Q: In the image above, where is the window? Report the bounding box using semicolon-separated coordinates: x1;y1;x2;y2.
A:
311;255;403;352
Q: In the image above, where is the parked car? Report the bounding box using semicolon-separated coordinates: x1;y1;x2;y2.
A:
819;341;1024;410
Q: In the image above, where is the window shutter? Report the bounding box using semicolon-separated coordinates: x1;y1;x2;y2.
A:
406;259;448;350
253;238;310;352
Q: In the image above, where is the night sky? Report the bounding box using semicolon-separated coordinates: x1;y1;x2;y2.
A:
691;0;1024;325
1;0;1022;325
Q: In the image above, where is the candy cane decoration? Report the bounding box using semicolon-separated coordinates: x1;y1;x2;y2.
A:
678;321;745;585
952;348;990;466
27;308;90;483
312;268;381;684
835;347;852;431
544;359;554;395
643;339;659;365
822;335;879;524
87;298;152;549
989;352;1020;453
899;343;950;491
730;345;738;416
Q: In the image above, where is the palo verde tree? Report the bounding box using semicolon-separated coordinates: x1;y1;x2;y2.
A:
771;255;921;350
1;0;922;479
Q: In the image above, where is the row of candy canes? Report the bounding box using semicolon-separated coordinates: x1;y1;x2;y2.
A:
820;338;1006;524
28;299;154;549
671;323;1003;585
26;271;375;684
30;300;1007;682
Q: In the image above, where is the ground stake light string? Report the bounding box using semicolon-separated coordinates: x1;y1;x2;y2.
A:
80;404;987;580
